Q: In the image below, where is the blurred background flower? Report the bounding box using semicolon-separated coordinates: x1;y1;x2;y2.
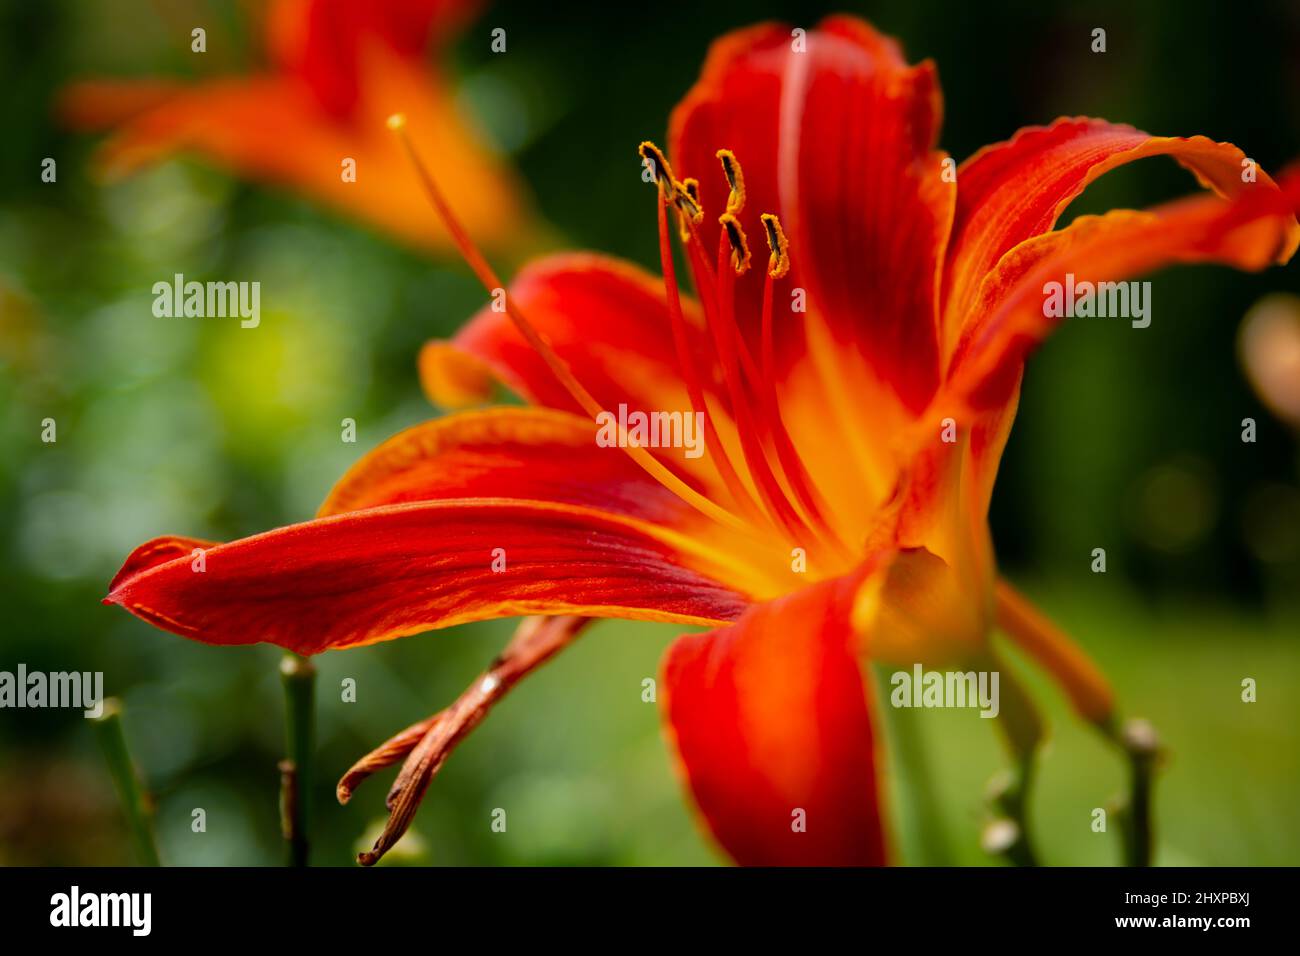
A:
1240;293;1300;430
58;0;541;253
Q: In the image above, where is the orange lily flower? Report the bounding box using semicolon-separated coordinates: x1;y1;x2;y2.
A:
60;0;532;250
106;16;1299;866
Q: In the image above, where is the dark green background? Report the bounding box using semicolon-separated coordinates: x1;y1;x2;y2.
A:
1;0;1297;865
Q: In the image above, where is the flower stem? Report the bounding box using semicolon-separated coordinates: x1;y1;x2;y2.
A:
1108;717;1161;867
879;683;952;865
92;698;161;867
979;650;1043;867
279;653;316;867
992;580;1163;865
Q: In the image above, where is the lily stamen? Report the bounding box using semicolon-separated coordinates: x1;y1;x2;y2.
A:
712;224;811;540
719;212;752;275
760;212;790;279
757;255;841;545
652;183;765;523
754;209;829;522
676;177;702;240
716;148;746;215
638;140;677;190
710;152;842;552
392;116;747;533
680;214;765;386
641;143;846;557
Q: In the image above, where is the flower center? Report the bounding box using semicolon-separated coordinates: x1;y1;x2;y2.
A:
388;113;854;582
640;141;855;572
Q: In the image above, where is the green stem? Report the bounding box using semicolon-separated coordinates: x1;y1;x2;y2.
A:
279;653;317;867
1109;718;1160;867
880;678;952;865
978;650;1044;867
984;757;1038;866
93;698;161;867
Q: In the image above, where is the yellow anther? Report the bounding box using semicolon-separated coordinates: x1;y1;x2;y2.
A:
673;178;702;224
639;141;677;190
386;113;407;131
715;149;746;215
760;212;790;279
681;178;702;217
641;140;702;236
719;212;751;275
676;178;702;240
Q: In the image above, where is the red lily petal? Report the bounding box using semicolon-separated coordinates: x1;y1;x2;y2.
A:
63;77;325;182
661;561;888;866
942;117;1287;354
669;16;953;412
267;0;478;116
318;405;800;590
56;80;177;128
107;535;217;593
949;183;1300;410
319;406;704;526
420;253;716;414
106;499;767;655
666;22;789;346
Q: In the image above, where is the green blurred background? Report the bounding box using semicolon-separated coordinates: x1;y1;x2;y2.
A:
1;0;1298;866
